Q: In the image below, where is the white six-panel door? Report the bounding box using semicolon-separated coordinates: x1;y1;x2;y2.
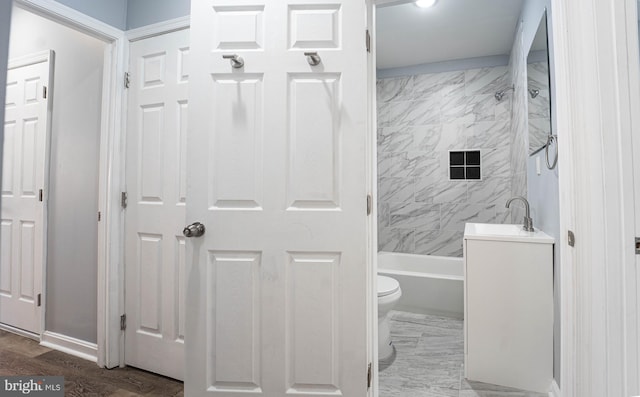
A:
1;51;53;335
124;29;189;381
186;1;369;396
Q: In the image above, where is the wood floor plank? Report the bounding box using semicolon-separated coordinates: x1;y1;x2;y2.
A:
0;330;184;396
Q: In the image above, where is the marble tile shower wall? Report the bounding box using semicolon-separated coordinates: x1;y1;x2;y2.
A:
377;66;512;257
509;25;529;223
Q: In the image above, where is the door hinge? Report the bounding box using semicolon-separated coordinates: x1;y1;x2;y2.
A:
37;293;41;307
367;362;372;389
635;237;640;255
124;72;131;89
120;314;126;331
366;29;371;53
568;230;575;247
39;189;43;202
121;192;128;209
98;211;102;222
366;194;372;216
42;86;47;99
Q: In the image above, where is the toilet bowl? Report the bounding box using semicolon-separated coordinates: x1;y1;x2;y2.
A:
378;275;402;361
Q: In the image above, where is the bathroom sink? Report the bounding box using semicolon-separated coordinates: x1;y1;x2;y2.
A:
464;223;553;244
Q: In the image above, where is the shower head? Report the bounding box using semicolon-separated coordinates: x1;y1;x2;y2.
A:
528;88;540;98
494;86;514;102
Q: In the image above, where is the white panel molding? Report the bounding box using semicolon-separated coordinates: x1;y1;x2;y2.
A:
41;331;98;363
126;16;190;42
14;0;127;370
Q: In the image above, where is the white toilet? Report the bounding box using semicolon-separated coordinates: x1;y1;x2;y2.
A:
378;275;402;361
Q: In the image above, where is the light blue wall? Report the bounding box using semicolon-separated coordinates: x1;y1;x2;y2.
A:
54;0;127;30
519;0;562;386
52;0;191;30
377;54;510;79
126;0;190;29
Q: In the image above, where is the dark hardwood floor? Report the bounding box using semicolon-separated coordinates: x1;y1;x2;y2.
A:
0;329;184;396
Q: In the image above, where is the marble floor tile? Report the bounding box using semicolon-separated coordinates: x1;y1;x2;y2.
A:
379;311;548;397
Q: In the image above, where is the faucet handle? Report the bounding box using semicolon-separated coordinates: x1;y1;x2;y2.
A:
523;216;534;232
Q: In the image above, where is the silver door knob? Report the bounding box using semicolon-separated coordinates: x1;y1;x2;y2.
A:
304;52;321;66
183;222;205;238
222;54;244;68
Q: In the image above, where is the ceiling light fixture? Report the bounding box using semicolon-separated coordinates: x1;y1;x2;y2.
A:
415;0;437;8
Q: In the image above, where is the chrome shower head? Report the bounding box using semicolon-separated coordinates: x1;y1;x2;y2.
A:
528;88;540;98
494;86;514;102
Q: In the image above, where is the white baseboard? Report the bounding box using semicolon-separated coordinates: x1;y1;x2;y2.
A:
0;323;40;340
40;331;98;362
549;379;561;397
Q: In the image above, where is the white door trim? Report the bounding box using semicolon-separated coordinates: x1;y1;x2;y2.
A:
624;0;640;392
551;0;640;394
12;0;127;369
126;16;190;42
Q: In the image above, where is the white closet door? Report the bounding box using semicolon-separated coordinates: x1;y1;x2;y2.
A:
185;1;370;396
1;51;53;335
124;28;189;381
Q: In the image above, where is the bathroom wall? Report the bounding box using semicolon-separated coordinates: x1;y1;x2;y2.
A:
54;0;127;30
377;65;512;257
127;0;190;29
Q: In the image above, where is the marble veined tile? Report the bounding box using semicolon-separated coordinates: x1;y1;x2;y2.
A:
495;97;512;121
459;379;548;397
378;99;441;127
440;203;496;232
389;202;440;230
379;177;415;203
379;126;414;153
528;118;550;153
378;76;413;103
414;230;464;257
379;152;416;178
465;66;509;96
464;94;497;123
378;201;390;227
467;176;511;206
408;152;441;180
441;93;475;124
416;179;468;205
527;89;550;119
379;227;415;252
465;120;510;150
413;71;464;97
414;123;466;152
527;62;550;91
483;148;511;179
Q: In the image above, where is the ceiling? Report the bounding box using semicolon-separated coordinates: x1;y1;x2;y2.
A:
376;0;525;70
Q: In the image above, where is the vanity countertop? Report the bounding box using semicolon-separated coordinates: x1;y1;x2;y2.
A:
464;223;554;244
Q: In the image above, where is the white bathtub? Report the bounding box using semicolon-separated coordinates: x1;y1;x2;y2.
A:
378;251;464;319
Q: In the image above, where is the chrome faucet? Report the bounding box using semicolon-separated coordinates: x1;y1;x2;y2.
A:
505;196;534;232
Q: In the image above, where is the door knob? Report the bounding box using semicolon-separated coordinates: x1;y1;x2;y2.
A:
183;222;205;238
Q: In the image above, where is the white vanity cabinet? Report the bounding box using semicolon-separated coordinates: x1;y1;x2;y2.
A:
463;223;554;393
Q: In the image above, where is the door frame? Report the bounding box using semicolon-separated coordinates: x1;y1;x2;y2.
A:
10;0;127;368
